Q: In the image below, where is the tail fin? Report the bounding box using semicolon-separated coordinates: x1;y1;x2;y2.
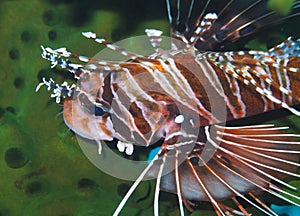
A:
202;37;300;118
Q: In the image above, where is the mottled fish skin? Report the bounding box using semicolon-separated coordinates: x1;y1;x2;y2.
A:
36;0;300;215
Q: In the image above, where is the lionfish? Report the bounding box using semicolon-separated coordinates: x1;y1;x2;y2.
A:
36;0;300;215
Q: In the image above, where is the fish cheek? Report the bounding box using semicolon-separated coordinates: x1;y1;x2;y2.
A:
63;98;92;137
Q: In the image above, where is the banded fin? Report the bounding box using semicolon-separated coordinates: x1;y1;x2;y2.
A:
113;124;300;216
166;0;300;51
161;125;299;215
145;29;164;54
40;44;148;80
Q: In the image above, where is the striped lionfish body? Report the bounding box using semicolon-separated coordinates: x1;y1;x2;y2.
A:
37;0;300;215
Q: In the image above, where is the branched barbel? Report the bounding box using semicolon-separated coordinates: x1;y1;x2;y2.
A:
36;0;300;215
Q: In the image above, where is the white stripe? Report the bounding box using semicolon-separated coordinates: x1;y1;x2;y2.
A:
150;57;218;123
110;73;146;142
222;69;247;118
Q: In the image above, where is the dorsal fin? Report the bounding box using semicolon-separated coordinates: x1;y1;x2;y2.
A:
166;0;300;51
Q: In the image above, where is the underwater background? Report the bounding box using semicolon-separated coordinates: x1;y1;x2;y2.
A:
0;0;300;215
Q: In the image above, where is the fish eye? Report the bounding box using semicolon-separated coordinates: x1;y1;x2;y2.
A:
94;104;104;116
78;94;105;117
83;102;105;117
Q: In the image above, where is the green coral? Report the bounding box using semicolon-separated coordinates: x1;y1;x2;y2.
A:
0;0;166;215
1;0;299;216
